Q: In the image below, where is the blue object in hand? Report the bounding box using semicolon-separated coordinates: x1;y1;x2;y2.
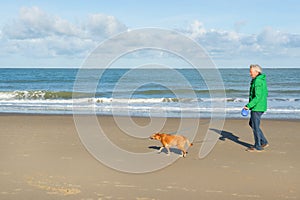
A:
241;108;249;116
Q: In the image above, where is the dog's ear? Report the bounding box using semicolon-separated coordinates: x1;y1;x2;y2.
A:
150;133;156;139
156;133;161;140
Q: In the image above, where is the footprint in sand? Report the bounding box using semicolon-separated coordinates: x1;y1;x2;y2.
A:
25;173;81;196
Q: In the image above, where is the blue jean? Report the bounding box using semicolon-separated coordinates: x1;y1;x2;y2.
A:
249;111;268;150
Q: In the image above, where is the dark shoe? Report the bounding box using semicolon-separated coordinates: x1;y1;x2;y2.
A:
246;147;255;152
261;143;269;148
246;147;264;152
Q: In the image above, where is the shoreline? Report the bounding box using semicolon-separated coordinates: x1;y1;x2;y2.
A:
1;114;299;199
0;112;299;121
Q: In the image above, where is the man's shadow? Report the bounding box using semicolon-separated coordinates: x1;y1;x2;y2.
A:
210;128;252;148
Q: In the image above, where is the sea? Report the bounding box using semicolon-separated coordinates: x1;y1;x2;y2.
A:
0;68;299;119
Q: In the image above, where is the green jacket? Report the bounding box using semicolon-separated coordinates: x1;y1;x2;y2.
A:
246;74;268;112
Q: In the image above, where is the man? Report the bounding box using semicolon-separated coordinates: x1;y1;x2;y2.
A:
244;64;269;152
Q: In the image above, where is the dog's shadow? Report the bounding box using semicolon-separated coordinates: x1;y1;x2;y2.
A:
210;128;252;148
148;146;183;155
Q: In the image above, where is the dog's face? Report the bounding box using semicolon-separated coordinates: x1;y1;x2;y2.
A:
150;133;161;140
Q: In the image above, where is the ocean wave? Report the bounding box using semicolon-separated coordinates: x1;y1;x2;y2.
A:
0;98;299;119
94;97;196;103
133;88;245;96
1;91;300;104
269;89;300;94
269;98;300;102
93;97;250;103
0;91;89;100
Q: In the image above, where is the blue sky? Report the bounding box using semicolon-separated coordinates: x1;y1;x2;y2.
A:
0;0;299;68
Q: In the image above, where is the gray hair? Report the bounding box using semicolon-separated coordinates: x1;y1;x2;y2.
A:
250;64;262;73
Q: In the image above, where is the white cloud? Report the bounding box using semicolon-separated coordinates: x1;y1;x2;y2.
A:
257;27;289;46
86;14;127;38
287;34;300;48
0;6;128;61
185;20;300;64
188;20;206;39
2;6;83;39
256;27;300;50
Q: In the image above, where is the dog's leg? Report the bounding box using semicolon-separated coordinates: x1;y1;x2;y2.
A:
165;146;171;156
158;146;164;153
179;150;186;157
182;150;187;157
178;145;187;157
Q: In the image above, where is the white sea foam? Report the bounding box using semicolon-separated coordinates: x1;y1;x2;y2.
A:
0;96;299;119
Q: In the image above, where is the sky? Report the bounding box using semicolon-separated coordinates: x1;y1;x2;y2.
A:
0;0;299;68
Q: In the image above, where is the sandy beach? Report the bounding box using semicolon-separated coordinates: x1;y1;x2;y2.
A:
0;114;299;200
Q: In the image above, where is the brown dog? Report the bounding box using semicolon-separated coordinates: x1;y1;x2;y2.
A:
150;133;193;157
